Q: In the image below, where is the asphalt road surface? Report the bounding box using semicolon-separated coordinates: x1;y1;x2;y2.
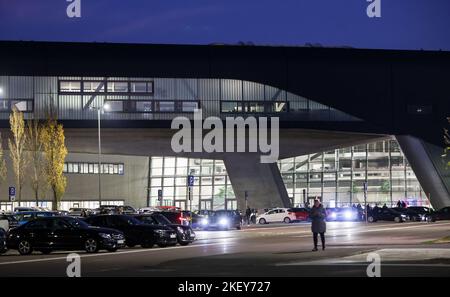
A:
1;221;450;277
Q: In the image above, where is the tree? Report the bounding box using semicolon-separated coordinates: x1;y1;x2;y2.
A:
0;133;7;187
41;117;68;210
8;106;28;206
26;119;47;206
444;117;450;168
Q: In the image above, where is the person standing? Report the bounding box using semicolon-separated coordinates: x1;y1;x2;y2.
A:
245;207;252;226
310;199;327;251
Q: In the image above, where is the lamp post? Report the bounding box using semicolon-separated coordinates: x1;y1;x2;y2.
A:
90;103;110;207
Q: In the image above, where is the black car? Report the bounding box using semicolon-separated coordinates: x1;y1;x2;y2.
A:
202;210;242;230
134;213;196;246
158;211;185;225
428;206;450;222
367;208;408;223
85;215;177;248
7;216;125;255
0;229;6;254
392;207;422;222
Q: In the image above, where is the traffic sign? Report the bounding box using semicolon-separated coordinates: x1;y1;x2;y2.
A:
187;175;194;187
9;186;16;202
157;189;162;201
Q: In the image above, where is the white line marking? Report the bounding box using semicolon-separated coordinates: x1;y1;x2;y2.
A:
0;243;223;266
291;222;450;237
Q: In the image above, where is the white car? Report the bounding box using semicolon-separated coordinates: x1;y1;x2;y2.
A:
256;208;297;224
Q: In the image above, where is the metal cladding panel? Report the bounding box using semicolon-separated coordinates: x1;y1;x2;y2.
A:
265;85;285;101
243;81;264;101
221;79;242;101
177;78;198;100
10;76;34;98
198;79;220;118
59;95;82;120
153;78;175;100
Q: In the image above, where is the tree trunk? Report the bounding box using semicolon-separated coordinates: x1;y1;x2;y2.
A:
35;187;39;208
52;187;58;211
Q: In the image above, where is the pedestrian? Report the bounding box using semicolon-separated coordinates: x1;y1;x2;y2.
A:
245;207;252;225
401;201;407;208
310;199;326;251
382;203;387;209
397;200;402;208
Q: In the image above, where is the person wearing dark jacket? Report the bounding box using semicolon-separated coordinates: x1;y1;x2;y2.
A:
310;199;327;251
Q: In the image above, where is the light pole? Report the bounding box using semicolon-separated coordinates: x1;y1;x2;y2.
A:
90;103;110;207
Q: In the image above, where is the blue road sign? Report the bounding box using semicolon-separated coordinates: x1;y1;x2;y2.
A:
9;186;16;202
187;175;194;187
158;189;162;201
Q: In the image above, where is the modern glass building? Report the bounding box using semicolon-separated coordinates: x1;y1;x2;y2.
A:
278;139;429;208
0;41;448;210
149;157;237;211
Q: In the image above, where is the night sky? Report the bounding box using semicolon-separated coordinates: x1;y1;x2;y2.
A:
0;0;449;50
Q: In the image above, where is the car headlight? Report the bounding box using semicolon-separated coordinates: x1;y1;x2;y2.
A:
176;226;185;233
330;212;337;219
201;218;209;225
99;233;112;239
219;218;229;225
154;229;165;235
344;211;355;220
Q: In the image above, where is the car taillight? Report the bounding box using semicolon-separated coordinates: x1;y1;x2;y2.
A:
288;212;293;215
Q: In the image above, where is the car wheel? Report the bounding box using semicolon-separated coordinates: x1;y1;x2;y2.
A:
259;218;267;224
84;238;99;253
18;240;33;255
236;225;241;230
283;217;291;224
368;216;375;223
394;217;401;223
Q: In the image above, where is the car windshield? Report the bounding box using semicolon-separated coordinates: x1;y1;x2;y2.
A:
152;214;172;225
64;217;90;229
123;216;143;225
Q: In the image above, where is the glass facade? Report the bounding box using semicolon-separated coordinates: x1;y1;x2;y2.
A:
149;157;236;210
278;140;430;208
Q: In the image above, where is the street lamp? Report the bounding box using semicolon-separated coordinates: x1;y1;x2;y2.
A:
90;103;110;207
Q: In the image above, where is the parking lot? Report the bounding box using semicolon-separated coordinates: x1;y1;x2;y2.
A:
1;220;450;277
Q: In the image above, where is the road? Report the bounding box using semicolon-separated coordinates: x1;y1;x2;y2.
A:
1;221;450;277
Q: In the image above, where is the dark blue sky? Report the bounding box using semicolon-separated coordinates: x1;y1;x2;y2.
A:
0;0;449;50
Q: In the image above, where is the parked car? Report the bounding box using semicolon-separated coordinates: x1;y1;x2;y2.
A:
202;210;242;230
428;206;450;222
0;214;9;232
158;211;188;226
7;216;125;255
14;207;39;212
13;211;58;226
256;208;297;224
69;208;92;217
392;207;422;222
288;208;310;221
138;207;160;213
0;229;6;254
367;208;407;223
85;215;177;248
326;208;359;221
134;213;196;246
